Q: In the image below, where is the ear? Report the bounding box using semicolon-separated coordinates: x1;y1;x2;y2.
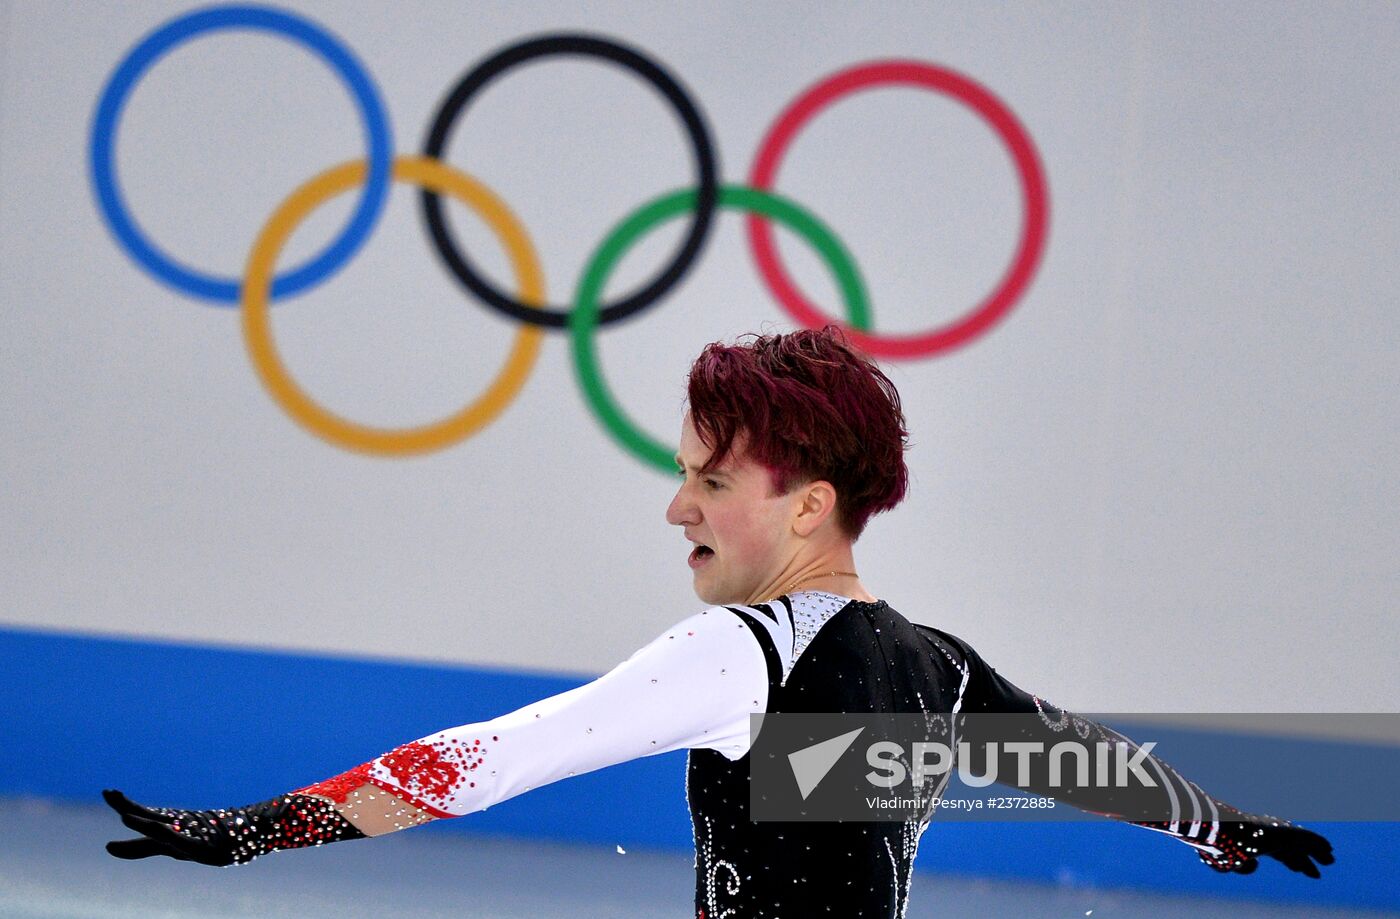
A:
791;480;838;538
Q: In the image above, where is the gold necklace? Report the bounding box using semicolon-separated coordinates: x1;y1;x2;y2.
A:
758;570;859;604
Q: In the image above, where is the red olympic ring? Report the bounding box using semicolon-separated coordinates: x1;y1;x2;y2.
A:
746;60;1050;360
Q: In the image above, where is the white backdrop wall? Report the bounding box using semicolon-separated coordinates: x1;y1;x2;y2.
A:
1;0;1396;713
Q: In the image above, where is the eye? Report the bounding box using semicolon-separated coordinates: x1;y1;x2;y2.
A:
703;478;723;490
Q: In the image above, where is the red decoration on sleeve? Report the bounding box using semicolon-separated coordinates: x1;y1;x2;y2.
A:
296;762;373;804
380;741;464;801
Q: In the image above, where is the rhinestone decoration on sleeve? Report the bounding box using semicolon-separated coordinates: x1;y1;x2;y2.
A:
297;734;494;818
160;794;367;866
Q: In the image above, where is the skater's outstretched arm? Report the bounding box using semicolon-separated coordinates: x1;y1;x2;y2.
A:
918;625;1335;878
104;605;779;866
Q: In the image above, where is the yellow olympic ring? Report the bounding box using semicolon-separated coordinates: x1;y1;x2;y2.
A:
241;156;545;456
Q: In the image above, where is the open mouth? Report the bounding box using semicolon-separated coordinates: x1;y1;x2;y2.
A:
688;544;715;568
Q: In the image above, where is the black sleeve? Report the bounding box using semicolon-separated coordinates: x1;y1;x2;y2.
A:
915;625;1333;877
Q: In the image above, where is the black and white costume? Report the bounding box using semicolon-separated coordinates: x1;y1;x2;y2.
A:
104;591;1326;909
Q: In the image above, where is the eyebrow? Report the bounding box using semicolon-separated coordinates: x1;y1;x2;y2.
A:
674;456;731;478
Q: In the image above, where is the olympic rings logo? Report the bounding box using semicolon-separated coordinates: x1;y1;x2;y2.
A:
89;4;1049;467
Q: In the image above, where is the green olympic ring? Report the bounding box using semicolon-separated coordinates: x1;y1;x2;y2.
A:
569;184;872;471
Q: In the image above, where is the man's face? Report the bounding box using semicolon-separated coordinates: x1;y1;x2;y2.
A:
665;415;797;605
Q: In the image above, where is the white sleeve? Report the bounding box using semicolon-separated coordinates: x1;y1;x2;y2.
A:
344;605;782;818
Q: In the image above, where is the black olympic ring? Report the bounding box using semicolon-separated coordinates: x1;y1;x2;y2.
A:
419;33;720;330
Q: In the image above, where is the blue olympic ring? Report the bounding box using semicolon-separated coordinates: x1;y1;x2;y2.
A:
88;4;394;305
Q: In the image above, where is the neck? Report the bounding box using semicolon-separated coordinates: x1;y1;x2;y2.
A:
748;548;877;605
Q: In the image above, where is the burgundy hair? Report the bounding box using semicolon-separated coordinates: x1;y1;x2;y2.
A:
685;325;910;539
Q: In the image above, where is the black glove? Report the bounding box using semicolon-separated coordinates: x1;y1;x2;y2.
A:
1197;808;1336;878
103;788;366;866
1137;804;1335;879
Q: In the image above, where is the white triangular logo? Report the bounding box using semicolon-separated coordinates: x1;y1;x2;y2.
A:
788;727;864;800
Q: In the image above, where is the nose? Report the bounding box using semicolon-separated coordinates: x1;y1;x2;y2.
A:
666;479;699;527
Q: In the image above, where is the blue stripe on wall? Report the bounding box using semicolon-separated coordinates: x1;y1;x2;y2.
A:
2;625;1394;911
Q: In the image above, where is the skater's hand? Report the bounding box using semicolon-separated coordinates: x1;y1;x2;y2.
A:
1201;812;1335;878
103;789;241;866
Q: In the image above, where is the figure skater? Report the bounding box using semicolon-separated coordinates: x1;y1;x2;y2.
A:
105;326;1333;918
